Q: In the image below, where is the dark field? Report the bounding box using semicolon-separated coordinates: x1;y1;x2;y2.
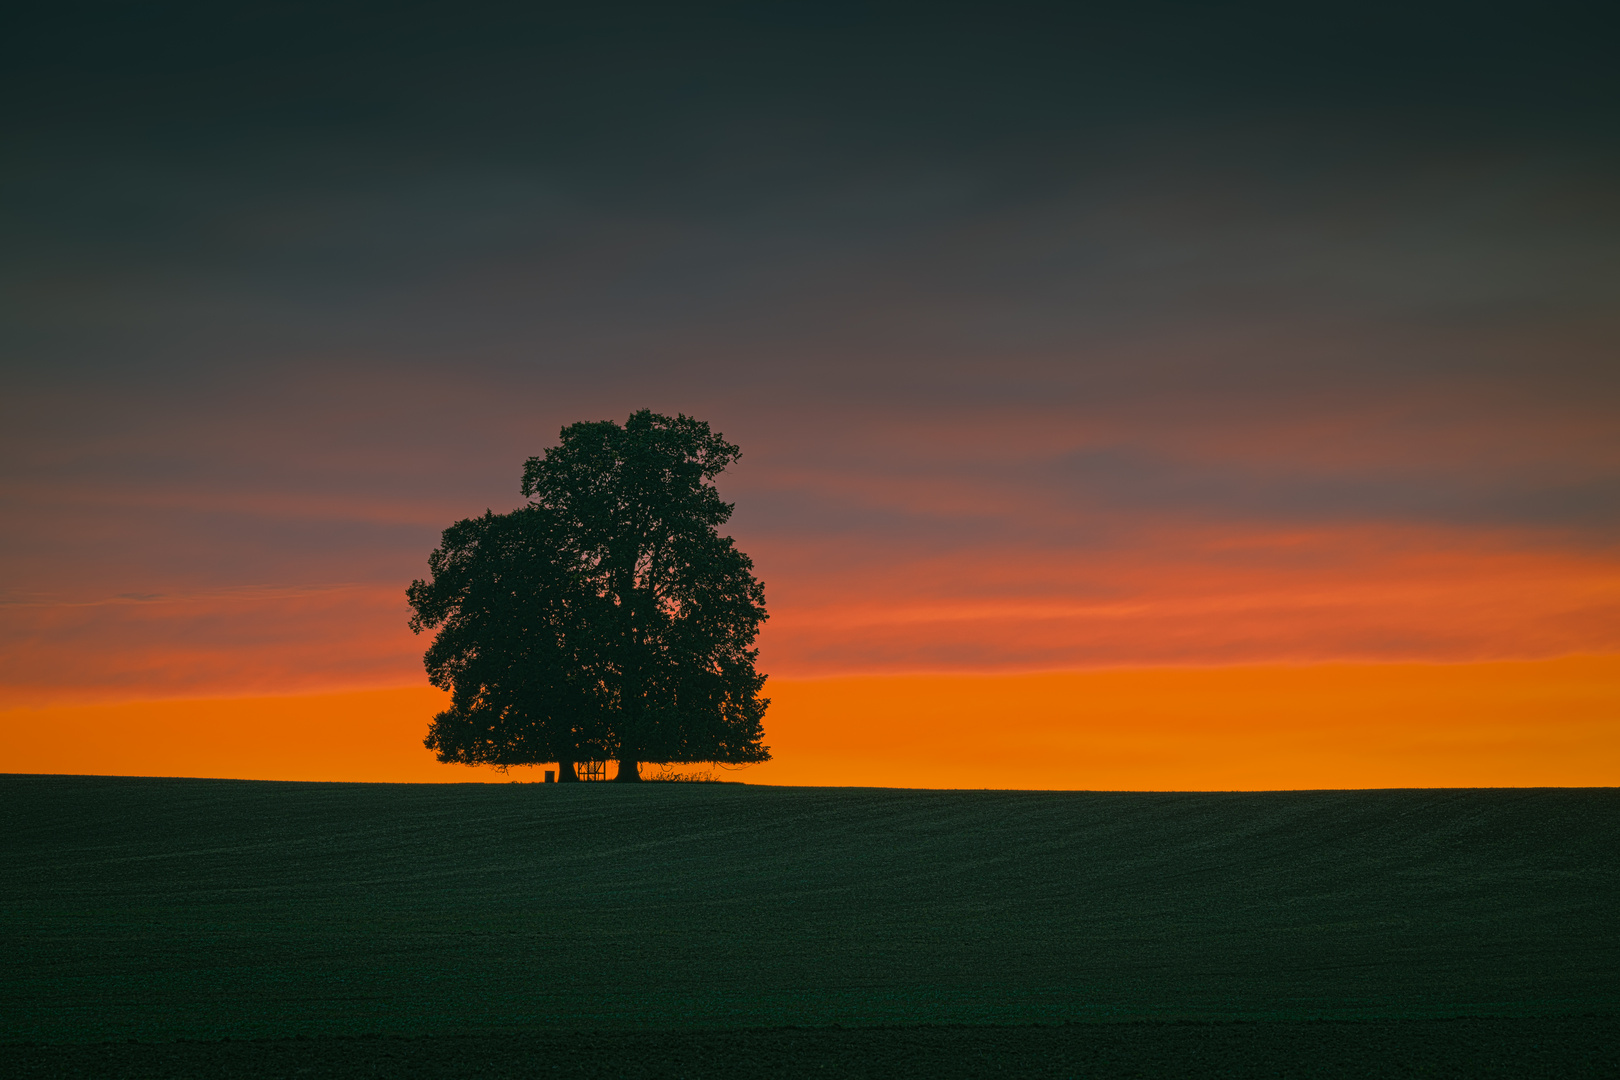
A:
3;776;1616;1076
6;1018;1619;1079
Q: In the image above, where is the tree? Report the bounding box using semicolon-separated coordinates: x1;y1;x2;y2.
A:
407;506;612;780
521;409;770;780
408;410;771;781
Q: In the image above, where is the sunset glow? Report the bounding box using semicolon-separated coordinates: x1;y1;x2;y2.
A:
5;656;1615;789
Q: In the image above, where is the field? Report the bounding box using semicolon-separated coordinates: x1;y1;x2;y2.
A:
2;775;1617;1076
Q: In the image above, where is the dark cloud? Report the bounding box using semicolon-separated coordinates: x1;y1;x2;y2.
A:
3;1;1618;693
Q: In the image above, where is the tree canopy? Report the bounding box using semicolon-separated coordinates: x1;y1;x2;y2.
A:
407;410;770;780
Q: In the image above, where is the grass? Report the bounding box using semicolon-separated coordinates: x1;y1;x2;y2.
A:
2;775;1616;1074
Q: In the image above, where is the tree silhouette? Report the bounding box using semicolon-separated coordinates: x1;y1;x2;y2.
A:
407;506;612;780
409;410;770;781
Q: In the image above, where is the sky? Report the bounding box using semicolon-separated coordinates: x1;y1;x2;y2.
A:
3;3;1618;785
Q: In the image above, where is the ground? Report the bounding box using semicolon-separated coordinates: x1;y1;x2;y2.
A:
2;775;1615;1075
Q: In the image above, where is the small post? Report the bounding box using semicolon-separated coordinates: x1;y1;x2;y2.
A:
544;770;556;783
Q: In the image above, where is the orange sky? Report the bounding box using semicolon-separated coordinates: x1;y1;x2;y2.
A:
5;452;1617;789
5;655;1615;789
6;519;1617;706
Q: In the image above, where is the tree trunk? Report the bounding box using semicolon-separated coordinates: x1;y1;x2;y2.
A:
557;759;579;783
615;575;644;784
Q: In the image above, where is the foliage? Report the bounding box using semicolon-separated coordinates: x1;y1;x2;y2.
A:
407;507;613;768
519;409;769;772
408;410;770;774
